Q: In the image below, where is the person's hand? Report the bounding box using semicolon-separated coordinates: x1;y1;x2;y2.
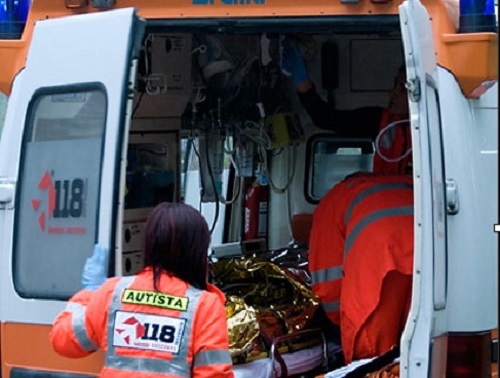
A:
82;244;108;291
280;43;309;85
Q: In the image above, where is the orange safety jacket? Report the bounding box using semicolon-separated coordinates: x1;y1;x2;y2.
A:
50;267;235;378
372;109;412;175
308;174;413;340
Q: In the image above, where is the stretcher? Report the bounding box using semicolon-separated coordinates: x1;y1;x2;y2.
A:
233;328;328;378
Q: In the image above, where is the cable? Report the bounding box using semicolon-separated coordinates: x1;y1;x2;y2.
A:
238;120;272;149
131;91;144;118
264;144;297;194
375;119;411;163
220;172;241;205
202;120;221;235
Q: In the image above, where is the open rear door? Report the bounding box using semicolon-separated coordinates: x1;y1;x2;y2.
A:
399;1;448;377
0;8;144;376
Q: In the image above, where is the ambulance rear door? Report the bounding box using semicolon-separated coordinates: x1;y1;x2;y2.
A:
398;1;448;377
0;8;144;376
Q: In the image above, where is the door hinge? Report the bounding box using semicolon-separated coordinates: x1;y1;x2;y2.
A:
446;179;459;215
405;78;421;102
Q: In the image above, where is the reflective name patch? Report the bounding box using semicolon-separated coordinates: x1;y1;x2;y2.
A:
113;311;186;354
122;289;189;311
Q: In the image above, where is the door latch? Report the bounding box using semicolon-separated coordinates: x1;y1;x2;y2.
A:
0;178;16;210
446;179;459;215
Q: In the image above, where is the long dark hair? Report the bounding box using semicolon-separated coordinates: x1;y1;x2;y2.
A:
142;202;210;291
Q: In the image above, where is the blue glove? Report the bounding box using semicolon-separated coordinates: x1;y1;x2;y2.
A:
82;244;108;291
280;43;309;85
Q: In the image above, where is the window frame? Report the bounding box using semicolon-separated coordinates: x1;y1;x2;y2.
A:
13;83;108;300
305;134;374;204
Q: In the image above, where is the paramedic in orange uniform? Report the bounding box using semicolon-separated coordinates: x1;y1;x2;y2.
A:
50;202;235;378
309;173;414;364
282;42;413;364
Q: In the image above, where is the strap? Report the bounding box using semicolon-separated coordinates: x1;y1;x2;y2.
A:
344;345;400;378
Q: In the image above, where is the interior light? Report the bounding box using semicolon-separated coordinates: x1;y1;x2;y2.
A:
0;0;31;39
459;0;497;33
65;0;89;9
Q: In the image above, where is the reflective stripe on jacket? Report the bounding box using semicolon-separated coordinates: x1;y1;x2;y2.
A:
340;177;413;363
50;268;234;378
308;173;413;328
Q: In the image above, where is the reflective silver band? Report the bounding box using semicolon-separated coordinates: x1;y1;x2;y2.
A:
105;353;190;377
68;302;99;352
193;349;233;367
311;265;343;285
321;300;340;313
344;182;413;226
344;205;414;259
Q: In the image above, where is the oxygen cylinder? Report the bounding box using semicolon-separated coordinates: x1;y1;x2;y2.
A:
244;175;269;240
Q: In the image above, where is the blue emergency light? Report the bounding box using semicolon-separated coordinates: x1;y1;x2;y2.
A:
459;0;497;33
0;0;31;39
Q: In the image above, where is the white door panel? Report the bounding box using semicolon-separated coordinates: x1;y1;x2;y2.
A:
399;1;447;377
0;8;144;324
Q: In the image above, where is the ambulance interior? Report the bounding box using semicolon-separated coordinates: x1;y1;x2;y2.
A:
121;18;407;377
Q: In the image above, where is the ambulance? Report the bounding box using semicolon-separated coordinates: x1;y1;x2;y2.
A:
0;0;497;377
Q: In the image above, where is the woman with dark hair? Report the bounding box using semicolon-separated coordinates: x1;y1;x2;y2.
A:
142;202;211;291
50;202;235;378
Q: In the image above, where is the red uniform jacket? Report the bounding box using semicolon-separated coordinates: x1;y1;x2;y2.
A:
309;173;414;363
50;267;235;378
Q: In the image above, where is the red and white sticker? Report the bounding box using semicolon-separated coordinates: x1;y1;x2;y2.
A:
113;311;186;354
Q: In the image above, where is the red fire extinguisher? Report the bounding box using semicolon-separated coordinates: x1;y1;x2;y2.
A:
244;175;269;240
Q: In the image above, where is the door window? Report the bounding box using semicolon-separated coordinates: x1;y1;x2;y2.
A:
14;86;107;299
306;135;374;203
